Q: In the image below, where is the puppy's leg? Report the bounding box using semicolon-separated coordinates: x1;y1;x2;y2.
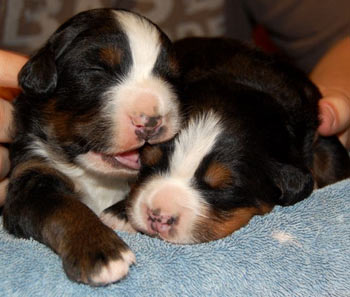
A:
100;199;137;233
3;160;135;286
312;136;350;188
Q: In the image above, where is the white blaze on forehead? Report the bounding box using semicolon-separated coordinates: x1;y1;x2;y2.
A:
102;11;179;153
170;111;223;181
113;10;161;79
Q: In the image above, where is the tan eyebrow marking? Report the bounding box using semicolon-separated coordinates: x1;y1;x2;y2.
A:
204;162;232;188
100;47;122;66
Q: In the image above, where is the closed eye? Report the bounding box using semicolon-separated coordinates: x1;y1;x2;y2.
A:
88;67;105;72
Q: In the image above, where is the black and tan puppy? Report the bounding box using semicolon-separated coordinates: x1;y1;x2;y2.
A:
102;37;350;244
3;9;180;285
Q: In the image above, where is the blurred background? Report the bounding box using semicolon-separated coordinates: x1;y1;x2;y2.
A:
0;0;241;54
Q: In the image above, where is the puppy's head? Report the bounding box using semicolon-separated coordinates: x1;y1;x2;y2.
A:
126;107;314;244
17;9;180;178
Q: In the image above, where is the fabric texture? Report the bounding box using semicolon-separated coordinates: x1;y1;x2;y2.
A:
1;179;350;297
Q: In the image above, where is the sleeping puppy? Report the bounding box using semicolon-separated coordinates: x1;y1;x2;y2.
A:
3;9;180;285
101;37;350;244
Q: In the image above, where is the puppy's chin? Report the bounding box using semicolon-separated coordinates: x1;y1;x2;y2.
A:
76;151;140;179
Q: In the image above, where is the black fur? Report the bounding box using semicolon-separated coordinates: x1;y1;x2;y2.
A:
174;37;350;204
121;37;350;243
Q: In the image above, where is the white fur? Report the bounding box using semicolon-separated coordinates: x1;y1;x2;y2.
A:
91;249;136;285
29;139;128;215
170;110;223;180
114;10;161;80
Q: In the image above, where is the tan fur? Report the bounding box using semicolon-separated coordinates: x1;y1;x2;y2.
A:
100;47;122;67
141;145;163;166
11;159;74;191
204;162;232;189
195;204;273;242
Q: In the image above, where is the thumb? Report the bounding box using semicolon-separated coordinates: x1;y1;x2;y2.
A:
0;99;14;143
318;95;350;136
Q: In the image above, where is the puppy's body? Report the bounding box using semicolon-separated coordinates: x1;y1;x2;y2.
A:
103;37;350;244
3;9;180;285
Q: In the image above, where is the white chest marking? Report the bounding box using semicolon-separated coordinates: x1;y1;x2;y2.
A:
75;171;129;215
30;140;129;215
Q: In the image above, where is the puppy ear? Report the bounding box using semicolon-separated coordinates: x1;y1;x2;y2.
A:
18;10;99;97
18;24;84;97
19;46;57;97
273;163;314;206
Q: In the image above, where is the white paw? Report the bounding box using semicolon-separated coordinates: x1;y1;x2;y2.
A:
91;249;136;285
100;212;137;233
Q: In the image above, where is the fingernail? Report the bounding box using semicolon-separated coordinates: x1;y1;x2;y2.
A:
319;104;336;132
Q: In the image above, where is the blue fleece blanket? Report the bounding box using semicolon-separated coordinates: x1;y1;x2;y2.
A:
1;179;350;297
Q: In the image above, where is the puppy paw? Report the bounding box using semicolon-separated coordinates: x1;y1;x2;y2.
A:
62;226;135;286
89;249;135;285
100;211;137;233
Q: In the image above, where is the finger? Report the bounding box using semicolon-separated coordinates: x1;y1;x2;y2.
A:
0;178;9;207
0;146;10;180
337;130;350;150
0;99;14;143
318;96;350;136
0;86;21;101
0;49;28;88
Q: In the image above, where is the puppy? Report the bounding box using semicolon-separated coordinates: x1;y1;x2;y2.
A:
101;37;350;244
3;9;180;285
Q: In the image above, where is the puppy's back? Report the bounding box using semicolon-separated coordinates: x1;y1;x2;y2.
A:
174;37;350;190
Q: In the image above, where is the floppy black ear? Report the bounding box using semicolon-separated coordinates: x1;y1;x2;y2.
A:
18;21;86;97
273;163;314;206
18;9;109;97
18;46;57;97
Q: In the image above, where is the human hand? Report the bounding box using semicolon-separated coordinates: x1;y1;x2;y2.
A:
0;50;27;206
311;37;350;149
318;90;350;149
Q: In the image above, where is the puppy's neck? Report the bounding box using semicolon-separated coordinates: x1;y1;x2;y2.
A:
28;138;130;215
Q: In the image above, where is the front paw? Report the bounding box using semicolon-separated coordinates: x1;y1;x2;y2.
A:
100;199;137;233
100;211;137;233
62;227;135;286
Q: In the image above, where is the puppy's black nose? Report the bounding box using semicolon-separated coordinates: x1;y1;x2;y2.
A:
132;115;162;140
147;208;177;233
145;116;161;128
135;126;160;140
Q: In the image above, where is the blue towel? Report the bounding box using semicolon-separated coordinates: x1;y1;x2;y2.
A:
1;179;350;297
